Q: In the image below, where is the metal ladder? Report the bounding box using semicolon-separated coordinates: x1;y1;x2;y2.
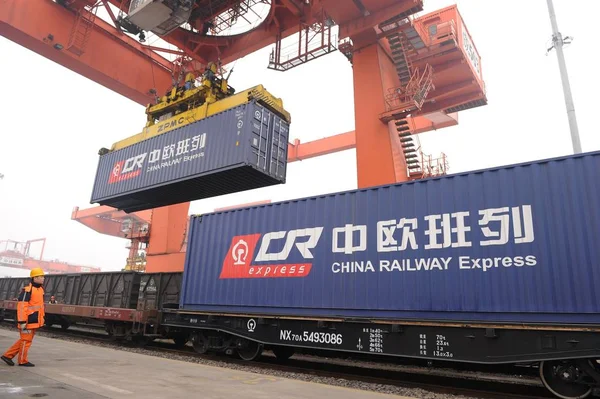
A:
67;3;99;56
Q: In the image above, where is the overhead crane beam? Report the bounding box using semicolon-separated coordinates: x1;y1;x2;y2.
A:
286;114;455;160
0;0;174;105
279;0;304;17
338;0;423;42
71;205;151;224
288;132;356;162
102;0;425;66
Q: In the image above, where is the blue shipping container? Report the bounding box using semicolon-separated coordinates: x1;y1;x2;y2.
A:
180;151;600;325
90;101;290;213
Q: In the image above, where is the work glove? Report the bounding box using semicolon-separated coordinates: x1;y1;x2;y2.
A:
18;322;26;330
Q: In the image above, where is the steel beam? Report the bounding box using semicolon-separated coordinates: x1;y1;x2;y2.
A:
0;0;174;105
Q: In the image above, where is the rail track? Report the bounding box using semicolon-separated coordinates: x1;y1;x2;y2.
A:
0;321;553;398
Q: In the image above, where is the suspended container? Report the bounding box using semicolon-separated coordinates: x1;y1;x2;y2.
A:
90;101;290;213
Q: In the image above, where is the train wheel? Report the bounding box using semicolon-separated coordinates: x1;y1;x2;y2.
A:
540;360;592;399
192;333;209;354
272;346;295;361
237;340;263;361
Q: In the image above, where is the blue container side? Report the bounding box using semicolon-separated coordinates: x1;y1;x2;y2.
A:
180;150;600;325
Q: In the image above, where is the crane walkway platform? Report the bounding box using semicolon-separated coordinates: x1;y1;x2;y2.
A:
0;330;415;398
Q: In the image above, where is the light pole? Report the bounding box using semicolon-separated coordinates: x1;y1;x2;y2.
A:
546;0;581;154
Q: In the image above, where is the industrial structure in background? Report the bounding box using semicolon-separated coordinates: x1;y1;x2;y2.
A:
0;238;101;274
545;0;581;154
1;0;486;272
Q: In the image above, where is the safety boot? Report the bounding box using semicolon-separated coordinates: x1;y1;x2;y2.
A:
1;355;14;366
19;362;34;367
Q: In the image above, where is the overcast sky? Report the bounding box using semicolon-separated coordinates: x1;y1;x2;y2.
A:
0;0;598;276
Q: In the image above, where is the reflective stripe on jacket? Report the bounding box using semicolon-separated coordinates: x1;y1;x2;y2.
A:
17;284;45;330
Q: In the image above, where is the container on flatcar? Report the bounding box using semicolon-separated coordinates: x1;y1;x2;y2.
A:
180;150;600;325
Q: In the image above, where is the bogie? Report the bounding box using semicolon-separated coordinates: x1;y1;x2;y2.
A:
236;339;263;361
539;360;597;399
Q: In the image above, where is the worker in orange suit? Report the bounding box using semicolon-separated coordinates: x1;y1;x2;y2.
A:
1;268;45;367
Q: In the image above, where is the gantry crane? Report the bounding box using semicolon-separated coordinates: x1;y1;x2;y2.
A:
0;238;101;273
1;0;486;272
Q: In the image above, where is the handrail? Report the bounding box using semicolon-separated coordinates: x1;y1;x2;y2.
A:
404;63;433;108
382;62;433;114
406;147;449;179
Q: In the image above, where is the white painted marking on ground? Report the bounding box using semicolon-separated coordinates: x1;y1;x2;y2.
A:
0;383;42;394
61;373;133;394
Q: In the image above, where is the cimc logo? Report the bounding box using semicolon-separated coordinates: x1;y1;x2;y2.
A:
108;153;146;184
219;228;323;279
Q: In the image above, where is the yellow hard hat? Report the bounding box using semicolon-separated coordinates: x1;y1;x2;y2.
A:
30;268;45;278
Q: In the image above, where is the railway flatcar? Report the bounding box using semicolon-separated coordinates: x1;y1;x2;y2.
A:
0;271;182;344
2;150;600;399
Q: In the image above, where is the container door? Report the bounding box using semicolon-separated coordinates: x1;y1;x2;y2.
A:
249;104;270;171
270;116;288;180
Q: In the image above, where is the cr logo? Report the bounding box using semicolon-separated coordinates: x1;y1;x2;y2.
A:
232;239;249;265
247;319;256;333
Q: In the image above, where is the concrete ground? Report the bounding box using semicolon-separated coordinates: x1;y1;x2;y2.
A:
0;330;416;399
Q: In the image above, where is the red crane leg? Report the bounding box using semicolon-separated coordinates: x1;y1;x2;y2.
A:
145;203;190;273
353;43;408;189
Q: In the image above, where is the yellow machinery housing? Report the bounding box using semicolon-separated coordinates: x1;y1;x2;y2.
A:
106;63;292;152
